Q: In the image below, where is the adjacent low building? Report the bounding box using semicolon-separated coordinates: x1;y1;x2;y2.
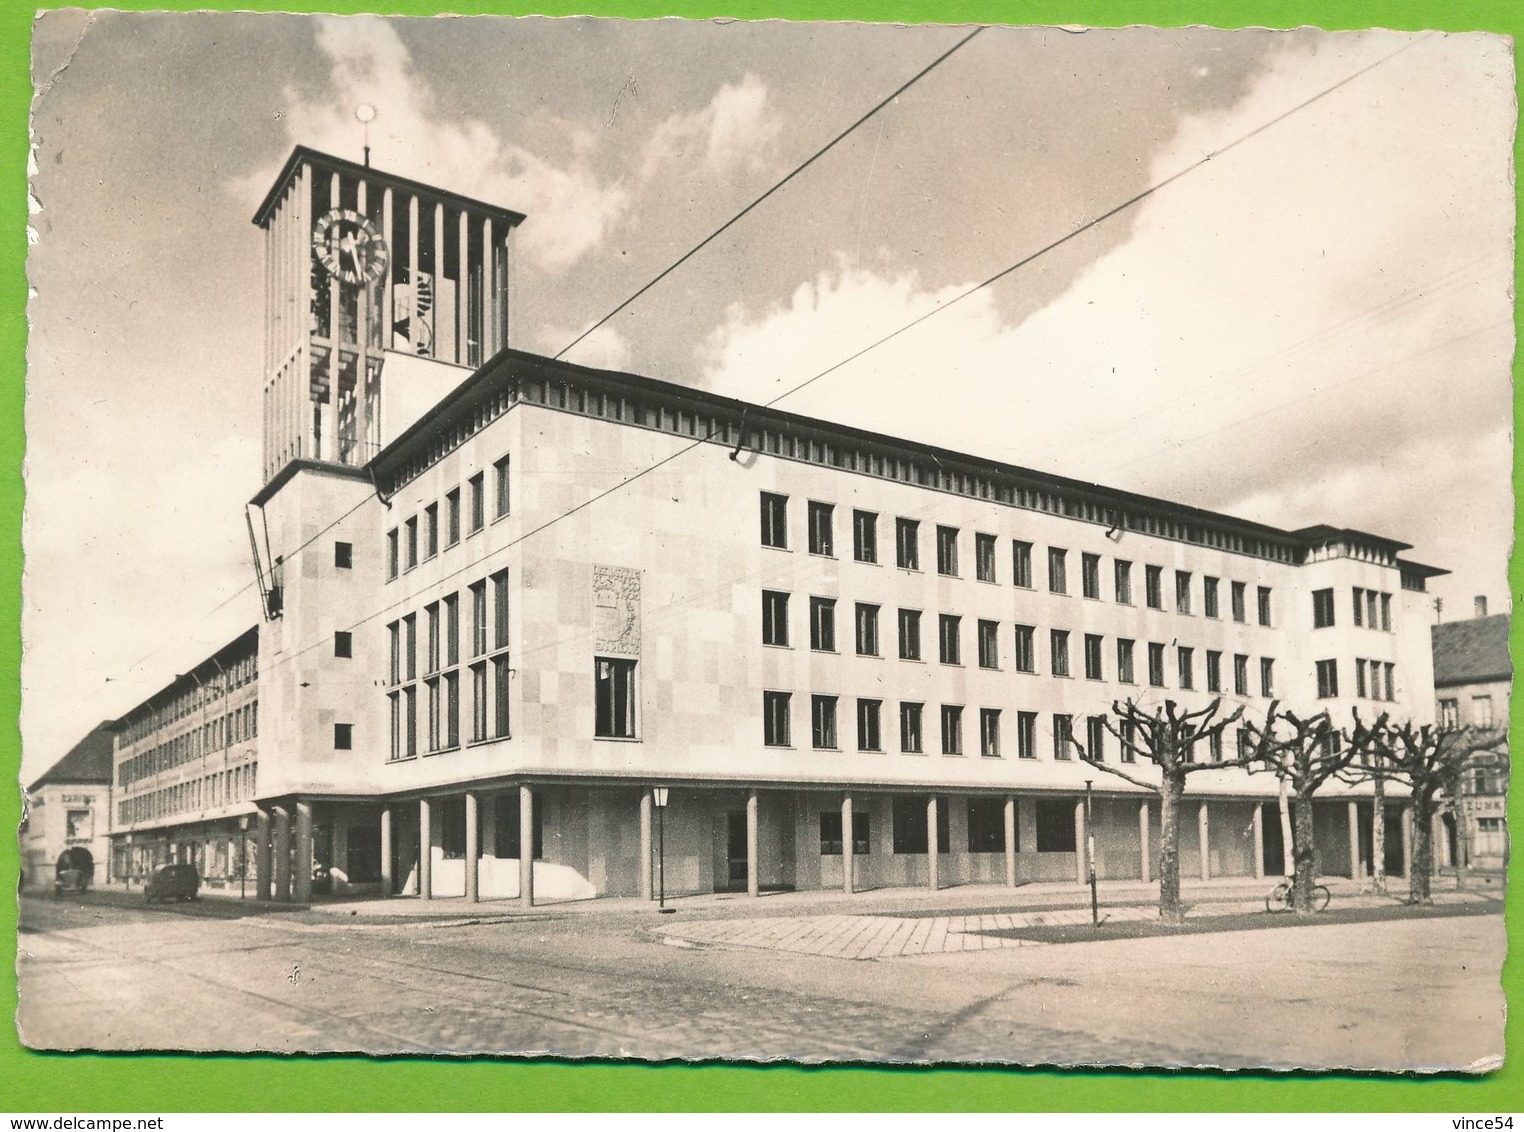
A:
1432;603;1510;876
20;722;115;891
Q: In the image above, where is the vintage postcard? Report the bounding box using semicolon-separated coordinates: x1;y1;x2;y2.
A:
17;11;1513;1070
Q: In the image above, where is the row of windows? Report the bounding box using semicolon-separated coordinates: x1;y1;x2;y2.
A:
118;702;259;787
820;797;1082;856
1312;587;1394;631
387;572;511;760
1314;658;1399;701
1438;694;1496;729
761;593;1279;695
386;454;511;581
117;762;257;826
115;651;258;746
760;494;1279;625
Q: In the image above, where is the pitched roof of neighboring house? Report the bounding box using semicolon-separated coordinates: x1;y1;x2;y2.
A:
28;721;115;793
1432;613;1512;688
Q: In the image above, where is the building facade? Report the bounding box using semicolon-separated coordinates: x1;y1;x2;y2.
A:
1432;606;1510;875
20;722;114;891
113;145;1450;905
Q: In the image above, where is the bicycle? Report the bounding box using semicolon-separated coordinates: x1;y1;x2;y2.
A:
1265;875;1330;913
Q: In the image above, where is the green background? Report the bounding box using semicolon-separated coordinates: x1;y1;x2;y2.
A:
1;0;1518;1112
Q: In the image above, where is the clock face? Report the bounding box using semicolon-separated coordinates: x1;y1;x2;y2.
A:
312;208;390;286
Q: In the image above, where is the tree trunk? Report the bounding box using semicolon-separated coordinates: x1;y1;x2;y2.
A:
1371;774;1386;895
1157;774;1184;924
1277;777;1295;876
1291;789;1318;914
1409;790;1436;905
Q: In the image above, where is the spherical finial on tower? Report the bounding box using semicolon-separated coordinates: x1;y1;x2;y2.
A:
356;104;377;166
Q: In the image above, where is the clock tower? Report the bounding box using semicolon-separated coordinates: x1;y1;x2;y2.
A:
252;146;526;482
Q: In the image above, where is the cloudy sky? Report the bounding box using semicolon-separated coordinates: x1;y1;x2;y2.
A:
22;13;1514;779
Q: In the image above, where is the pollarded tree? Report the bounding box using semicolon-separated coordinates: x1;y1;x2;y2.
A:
1244;708;1362;913
1078;697;1268;924
1349;713;1507;904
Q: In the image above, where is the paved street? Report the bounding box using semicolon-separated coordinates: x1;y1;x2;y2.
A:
16;888;1503;1070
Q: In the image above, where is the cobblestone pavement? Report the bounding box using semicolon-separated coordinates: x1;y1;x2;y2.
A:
15;892;1504;1071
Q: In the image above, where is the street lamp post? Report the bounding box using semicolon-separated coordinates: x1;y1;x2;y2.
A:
1085;780;1099;927
652;787;673;914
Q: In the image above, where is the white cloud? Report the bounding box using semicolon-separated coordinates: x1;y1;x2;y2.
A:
232;15;631;272
536;322;633;371
640;73;780;180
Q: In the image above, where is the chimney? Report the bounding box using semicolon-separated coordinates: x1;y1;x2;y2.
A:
1475;595;1488;618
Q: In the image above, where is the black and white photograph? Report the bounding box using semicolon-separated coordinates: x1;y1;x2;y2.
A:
16;11;1514;1071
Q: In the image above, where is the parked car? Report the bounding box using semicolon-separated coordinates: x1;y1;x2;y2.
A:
53;847;94;895
144;863;200;903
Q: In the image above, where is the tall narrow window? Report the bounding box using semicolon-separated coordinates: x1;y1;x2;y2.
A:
1312;588;1335;628
1175;571;1193;614
1017;711;1037;759
470;582;487;657
808;501;835;556
898;609;922;661
1206;650;1222;693
853;509;878;563
763;691;792;747
468;472;485;534
1177;646;1194;690
1120;721;1137;763
1234;653;1249;696
1365;590;1378;628
938;614;961;665
1231;581;1247;623
1081;553;1101;599
491;570;509;650
1145;565;1163;609
1384;662;1396;702
1012;540;1033;588
490;454;510;519
1355;658;1369;698
594;658;637;738
1114;560;1133;604
900;702;924;754
1316;659;1339;699
1084;633;1103;680
812;695;839;750
1260;657;1275;697
979;709;1001;758
1352;586;1365;626
1053;714;1074;760
334;630;352;659
940;705;963;756
857;699;882;752
1050;629;1071;677
936;526;959;576
760;492;788;549
1014;625;1036;673
1148;642;1165;687
445;488;461;547
855;603;880;657
762;590;790;647
1116;638;1135;683
809;597;837;652
1048;547;1068;594
1086;715;1106;762
1203;576;1219;618
977;620;999;669
1258;586;1273;627
334;541;352;569
404;517;419;571
975;533;997;582
1380;593;1392;631
896;518;920;570
424;503;439;559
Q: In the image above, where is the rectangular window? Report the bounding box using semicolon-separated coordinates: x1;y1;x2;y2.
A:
1231;581;1247;623
334;541;352;569
334;630;352;659
898;609;922;661
470;662;488;742
975;533;997;582
404;517;419;571
967;798;1006;852
979;708;1001;757
1035;798;1077;852
1384;662;1396;702
443;593;459;666
1017;711;1037;759
1116;638;1135;684
1209;730;1223;763
1366;590;1378;629
1316;659;1339;699
940;705;963;756
595;658;638;739
938;614;961;665
493;657;511;738
1258;586;1273;627
892;796;949;855
444;670;459;748
1014;625;1036;673
468;472;485;534
1084;633;1103;680
1234;654;1249;696
762;590;790;647
1203;576;1219;618
424;503;439;559
855;603;880;657
1048;547;1068;594
404;685;417;757
1120;721;1138;763
1313;588;1335;629
936;525;959;576
1145;565;1163;610
445;488;461;547
1237;727;1253;760
1050;629;1071;677
1081;553;1101;599
425;605;440;673
760;492;789;549
491;570;509;650
857;699;882;752
1012;540;1033;588
812;695;839;750
470;582;487;656
1086;715;1106;762
896;518;920;570
1177;646;1194;690
1356;658;1368;698
763;690;792;747
977;620;999;669
1352;587;1365;626
808;501;835;556
404;614;417;681
1260;657;1275;697
1053;714;1074;760
853;509;877;563
426;677;442;752
810;597;836;652
494;455;511;519
1114;560;1133;604
334;723;353;750
1380;593;1392;632
1206;650;1222;693
900;702;924;754
819;812;844;856
1439;697;1459;728
1148;642;1165;687
1175;571;1192;614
